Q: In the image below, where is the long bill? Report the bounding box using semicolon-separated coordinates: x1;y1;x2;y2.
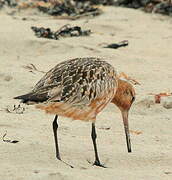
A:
121;110;132;153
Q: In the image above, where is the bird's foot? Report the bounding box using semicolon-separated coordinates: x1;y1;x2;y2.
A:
56;155;61;161
56;156;74;168
93;160;107;168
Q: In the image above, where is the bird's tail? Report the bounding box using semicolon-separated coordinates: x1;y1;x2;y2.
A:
14;92;48;103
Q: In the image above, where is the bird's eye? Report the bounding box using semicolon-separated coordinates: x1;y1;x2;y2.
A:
131;96;135;103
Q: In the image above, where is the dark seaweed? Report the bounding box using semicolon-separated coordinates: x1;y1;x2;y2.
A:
31;24;91;40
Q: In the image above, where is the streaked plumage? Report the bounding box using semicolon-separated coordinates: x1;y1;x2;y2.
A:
14;57;135;168
16;57;118;121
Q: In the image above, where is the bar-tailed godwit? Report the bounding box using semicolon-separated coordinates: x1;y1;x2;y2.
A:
14;57;135;168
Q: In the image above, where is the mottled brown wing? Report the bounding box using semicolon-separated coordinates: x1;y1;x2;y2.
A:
21;58;117;108
34;58;118;121
36;66;117;121
39;58;117;105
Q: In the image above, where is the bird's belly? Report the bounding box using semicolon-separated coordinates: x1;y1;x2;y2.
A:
67;92;114;122
36;89;115;122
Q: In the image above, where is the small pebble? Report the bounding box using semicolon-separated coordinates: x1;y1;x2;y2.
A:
135;95;155;108
164;171;172;175
161;96;172;109
33;170;40;174
4;76;13;81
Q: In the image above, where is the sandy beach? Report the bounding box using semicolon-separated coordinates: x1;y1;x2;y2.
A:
0;5;172;180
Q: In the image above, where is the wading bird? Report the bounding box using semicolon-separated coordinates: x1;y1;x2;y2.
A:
14;57;135;168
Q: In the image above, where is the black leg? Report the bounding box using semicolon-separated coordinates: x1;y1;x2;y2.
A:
52;115;74;168
91;123;106;168
52;115;61;160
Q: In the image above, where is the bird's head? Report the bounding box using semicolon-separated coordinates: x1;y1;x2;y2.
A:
112;79;135;112
111;79;136;153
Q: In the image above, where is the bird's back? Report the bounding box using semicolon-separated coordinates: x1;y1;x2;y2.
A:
15;57;118;121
